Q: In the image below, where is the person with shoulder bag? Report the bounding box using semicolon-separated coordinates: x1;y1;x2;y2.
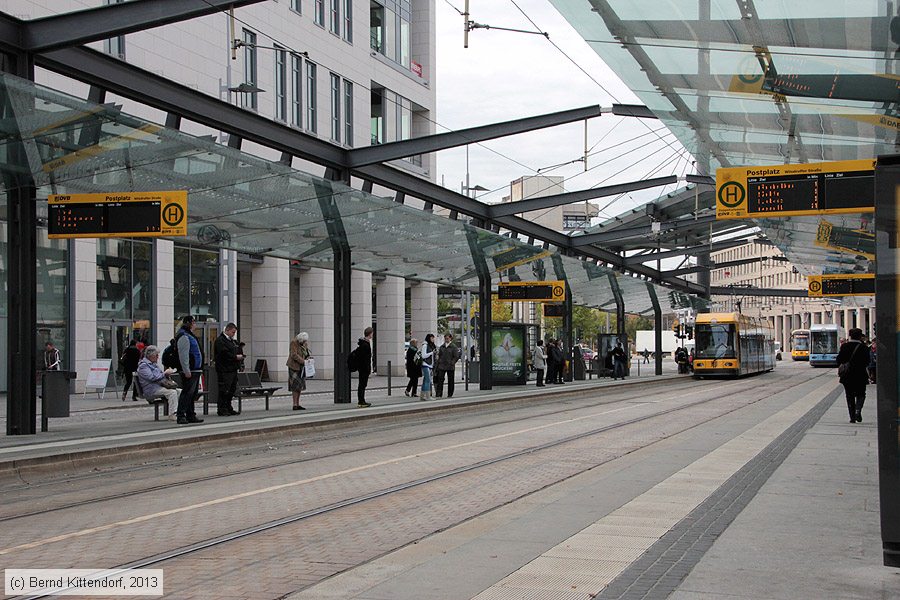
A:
405;338;421;397
286;332;311;410
836;328;871;423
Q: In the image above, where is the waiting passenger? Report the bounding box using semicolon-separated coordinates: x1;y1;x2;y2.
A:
419;334;436;401
175;316;204;425
286;332;311;410
136;345;180;420
119;339;142;402
836;327;871;423
612;342;626;380
405;338;421;397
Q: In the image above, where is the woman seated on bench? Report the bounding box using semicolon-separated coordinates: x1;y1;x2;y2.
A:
137;345;180;420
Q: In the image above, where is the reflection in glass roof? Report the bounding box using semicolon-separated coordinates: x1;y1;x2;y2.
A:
550;0;897;278
0;73;680;315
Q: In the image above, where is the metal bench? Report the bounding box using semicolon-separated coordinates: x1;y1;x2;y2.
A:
236;372;282;410
132;373;170;421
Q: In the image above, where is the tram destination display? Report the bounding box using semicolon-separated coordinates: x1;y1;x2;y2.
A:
807;274;875;297
497;280;565;302
48;191;188;239
716;159;875;220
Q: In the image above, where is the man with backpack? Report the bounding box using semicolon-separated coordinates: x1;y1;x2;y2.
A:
434;333;461;398
175;316;204;424
349;327;373;407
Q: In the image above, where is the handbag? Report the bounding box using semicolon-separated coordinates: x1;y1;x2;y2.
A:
837;343;861;377
304;357;316;379
160;377;179;389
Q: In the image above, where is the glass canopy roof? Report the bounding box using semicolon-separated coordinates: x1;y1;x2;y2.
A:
551;0;897;277
0;73;683;315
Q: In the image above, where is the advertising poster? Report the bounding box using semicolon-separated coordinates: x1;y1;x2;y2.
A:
491;324;527;385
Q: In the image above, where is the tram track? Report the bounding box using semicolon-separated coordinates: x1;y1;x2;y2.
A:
0;376;714;521
6;369;830;600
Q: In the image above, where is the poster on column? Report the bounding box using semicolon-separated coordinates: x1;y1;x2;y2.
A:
491;324;527;385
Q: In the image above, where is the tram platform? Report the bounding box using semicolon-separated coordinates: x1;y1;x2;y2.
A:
0;360;680;474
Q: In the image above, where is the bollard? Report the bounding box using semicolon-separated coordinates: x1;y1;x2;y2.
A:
387;360;392;396
464;360;469;391
636;359;640;377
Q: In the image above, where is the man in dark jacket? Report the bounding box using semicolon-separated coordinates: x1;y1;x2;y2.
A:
836;327;871;423
214;322;243;416
356;327;373;407
550;340;565;384
434;333;461;398
175;316;204;425
120;339;142;401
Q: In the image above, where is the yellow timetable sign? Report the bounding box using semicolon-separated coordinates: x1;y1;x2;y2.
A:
716;159;876;220
48;191;187;239
497;280;566;302
807;273;875;297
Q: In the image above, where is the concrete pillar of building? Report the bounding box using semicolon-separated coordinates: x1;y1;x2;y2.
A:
812;312;822;325
868;308;876;339
351;270;373;338
296;267;335;379
775;315;783;351
410;282;438;344
153;240;175;347
843;309;852;331
250;257;290;382
375;276;405;376
71;239;97;393
219;249;238;326
238;269;253;368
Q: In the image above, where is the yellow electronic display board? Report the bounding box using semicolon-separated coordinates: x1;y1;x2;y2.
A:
716;159;876;220
807;273;875;297
498;280;566;302
48;191;188;239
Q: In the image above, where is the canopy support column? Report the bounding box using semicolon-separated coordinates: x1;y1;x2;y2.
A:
4;49;37;435
322;168;352;403
647;282;663;376
563;282;574;381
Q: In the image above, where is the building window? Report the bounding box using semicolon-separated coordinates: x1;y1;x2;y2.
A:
370;88;384;145
291;53;303;127
306;62;317;133
291;0;301;13
330;0;340;34
241;29;258;110
104;0;126;59
369;0;410;67
343;0;353;42
344;80;354;146
275;46;287;122
315;0;325;26
330;73;341;143
174;246;220;322
370;3;384;52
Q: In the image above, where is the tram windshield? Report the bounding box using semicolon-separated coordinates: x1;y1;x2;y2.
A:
792;334;809;351
695;324;736;359
811;331;839;354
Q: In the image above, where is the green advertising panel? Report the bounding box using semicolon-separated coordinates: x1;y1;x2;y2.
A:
491;324;528;385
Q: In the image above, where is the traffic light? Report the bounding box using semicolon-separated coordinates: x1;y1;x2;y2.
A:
672;319;680;336
686;325;693;340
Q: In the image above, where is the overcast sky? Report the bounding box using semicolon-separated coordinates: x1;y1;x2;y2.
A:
433;0;693;220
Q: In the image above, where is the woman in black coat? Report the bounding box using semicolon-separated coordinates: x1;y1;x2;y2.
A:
405;338;422;397
836;327;871;423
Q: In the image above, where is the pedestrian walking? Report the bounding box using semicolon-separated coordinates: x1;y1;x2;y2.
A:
612;342;627;380
435;333;461;398
214;322;243;416
533;339;546;386
136;345;180;420
175;315;204;425
43;341;61;371
405;338;421;397
286;332;311;410
119;339;142;401
836;327;871;423
355;327;373;407
642;348;650;364
420;333;436;400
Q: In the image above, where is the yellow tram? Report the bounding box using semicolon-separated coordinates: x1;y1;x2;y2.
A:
692;313;776;378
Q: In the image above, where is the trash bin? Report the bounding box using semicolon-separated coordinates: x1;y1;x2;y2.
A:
41;370;76;431
468;360;480;383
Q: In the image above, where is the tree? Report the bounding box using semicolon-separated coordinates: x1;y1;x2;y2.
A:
625;314;654;344
572;306;607;345
490;294;513;322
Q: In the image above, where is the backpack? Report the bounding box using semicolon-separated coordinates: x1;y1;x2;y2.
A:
162;344;179;370
413;349;423;367
347;348;360;372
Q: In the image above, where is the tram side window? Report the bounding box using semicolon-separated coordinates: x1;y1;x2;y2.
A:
695;324;736;359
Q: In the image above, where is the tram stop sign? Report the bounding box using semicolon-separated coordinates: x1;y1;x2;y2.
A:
48;191;188;239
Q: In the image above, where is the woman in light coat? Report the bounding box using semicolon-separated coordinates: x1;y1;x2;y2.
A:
420;333;436;400
532;339;546;387
286;332;311;410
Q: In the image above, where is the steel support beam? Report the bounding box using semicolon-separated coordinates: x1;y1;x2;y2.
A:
624;237;758;265
709;286;808;297
347;105;603;167
610;104;657;119
571;214;717;246
9;1;266;53
489;176;677;219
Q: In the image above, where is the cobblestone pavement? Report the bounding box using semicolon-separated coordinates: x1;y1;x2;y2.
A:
0;365;828;599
